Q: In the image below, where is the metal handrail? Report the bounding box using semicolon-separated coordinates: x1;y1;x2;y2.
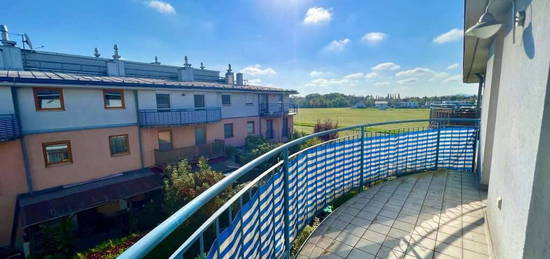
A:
119;118;479;259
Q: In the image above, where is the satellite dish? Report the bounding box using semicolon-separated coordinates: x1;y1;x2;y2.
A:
23;33;33;49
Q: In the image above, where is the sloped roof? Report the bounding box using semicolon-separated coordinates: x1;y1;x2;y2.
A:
0;70;298;94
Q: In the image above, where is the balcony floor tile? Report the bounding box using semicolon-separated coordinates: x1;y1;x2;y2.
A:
298;171;491;259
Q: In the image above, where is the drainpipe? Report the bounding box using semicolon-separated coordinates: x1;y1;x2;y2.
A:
475;73;485;118
258;94;262;138
134;90;145;168
11;86;33;192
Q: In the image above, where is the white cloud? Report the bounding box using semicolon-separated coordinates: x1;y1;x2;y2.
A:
443;74;462;83
365;72;377;79
433;28;463;44
324;38;351;52
247;78;263;85
361;32;387;44
374;81;390;86
447;63;460;70
303;7;332;25
344;72;365;79
397;78;418;85
240;64;277;76
305;78;352;87
395;67;434;77
146;0;176;14
309;70;334;78
371;62;400;71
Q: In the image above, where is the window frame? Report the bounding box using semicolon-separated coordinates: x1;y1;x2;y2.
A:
33;87;65;111
156;93;171;111
158;129;173;151
109;134;130;156
221;95;231;106
194;94;206;110
103;89;126;109
224;123;234;138
247;121;255;135
42;140;73;167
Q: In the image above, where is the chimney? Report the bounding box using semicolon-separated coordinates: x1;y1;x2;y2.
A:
236;73;244;86
225;64;234;85
0;25;23;70
178;56;194;81
107;44;125;76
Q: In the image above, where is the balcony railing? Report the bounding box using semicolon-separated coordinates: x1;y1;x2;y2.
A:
0;114;21;141
119;118;479;259
260;103;297;116
155;140;226;165
138;108;222;127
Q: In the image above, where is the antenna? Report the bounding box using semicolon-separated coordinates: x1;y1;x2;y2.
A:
22;33;33;49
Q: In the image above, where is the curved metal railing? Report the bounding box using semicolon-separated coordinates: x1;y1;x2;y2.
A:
119;118;479;259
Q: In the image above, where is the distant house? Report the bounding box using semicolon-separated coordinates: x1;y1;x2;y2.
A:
352;102;367;109
374;101;389;110
398;101;419;108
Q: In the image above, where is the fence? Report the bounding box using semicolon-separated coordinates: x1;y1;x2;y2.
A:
119;119;479;259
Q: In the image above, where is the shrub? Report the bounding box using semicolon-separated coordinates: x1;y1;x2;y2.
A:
313;119;339;141
38;216;75;258
76;233;144;259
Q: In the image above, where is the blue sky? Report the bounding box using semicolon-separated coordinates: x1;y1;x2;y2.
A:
2;0;476;97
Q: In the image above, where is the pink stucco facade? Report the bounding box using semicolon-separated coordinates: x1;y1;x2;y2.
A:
141;116;261;167
0;140;27;245
24;126;142;190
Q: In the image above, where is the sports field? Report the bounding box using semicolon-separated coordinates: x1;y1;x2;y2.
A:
294;108;430;134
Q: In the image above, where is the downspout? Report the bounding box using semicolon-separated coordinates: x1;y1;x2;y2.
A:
476;73;485;118
134;90;144;168
11;86;33;192
258;94;262;138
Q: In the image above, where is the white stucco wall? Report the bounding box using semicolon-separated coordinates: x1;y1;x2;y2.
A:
220;93;259;118
17;87;137;134
484;0;550;258
0;87;15;114
137;90;217;110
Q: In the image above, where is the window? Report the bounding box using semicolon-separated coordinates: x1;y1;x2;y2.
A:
222;95;231;105
158;130;172;151
195;127;206;145
224;123;234;138
245;94;255;106
34;88;64;111
104;89;125;109
42;141;72;166
277;95;283;102
194;95;205;109
156;94;171;111
109;134;129;156
247;121;255;135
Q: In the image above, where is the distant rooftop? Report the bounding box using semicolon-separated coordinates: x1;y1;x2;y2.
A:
0;25;297;94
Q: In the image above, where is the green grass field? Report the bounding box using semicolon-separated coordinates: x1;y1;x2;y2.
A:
294;108;430;134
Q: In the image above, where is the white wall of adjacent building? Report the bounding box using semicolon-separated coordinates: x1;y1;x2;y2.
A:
481;0;550;258
16;87;137;134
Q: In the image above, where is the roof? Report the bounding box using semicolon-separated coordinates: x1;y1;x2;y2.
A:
0;70;298;94
17;168;163;227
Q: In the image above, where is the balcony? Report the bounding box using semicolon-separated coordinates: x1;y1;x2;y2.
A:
154;140;225;165
138;108;222;127
260;103;298;117
119;119;480;259
0;114;21;141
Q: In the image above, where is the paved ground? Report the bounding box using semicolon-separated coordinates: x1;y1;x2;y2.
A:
297;171;490;259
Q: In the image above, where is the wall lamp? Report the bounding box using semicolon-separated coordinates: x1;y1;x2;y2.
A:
465;1;502;39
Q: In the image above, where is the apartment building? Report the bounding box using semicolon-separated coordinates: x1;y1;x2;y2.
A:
0;25;297;252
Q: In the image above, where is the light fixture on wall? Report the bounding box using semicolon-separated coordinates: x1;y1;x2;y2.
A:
465;0;502;39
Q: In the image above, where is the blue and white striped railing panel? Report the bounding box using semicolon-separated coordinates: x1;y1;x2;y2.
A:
204;126;477;259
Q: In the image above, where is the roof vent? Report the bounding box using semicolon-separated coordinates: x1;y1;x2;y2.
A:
225;64;234;85
0;25;16;46
94;48;101;58
151;56;160;65
236;73;244;86
112;44;121;60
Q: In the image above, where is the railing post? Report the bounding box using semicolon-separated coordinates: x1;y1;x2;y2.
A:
435;122;442;170
282;147;291;259
360;126;365;191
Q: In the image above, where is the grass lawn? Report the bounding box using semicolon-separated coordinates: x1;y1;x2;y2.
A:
294;107;430;134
